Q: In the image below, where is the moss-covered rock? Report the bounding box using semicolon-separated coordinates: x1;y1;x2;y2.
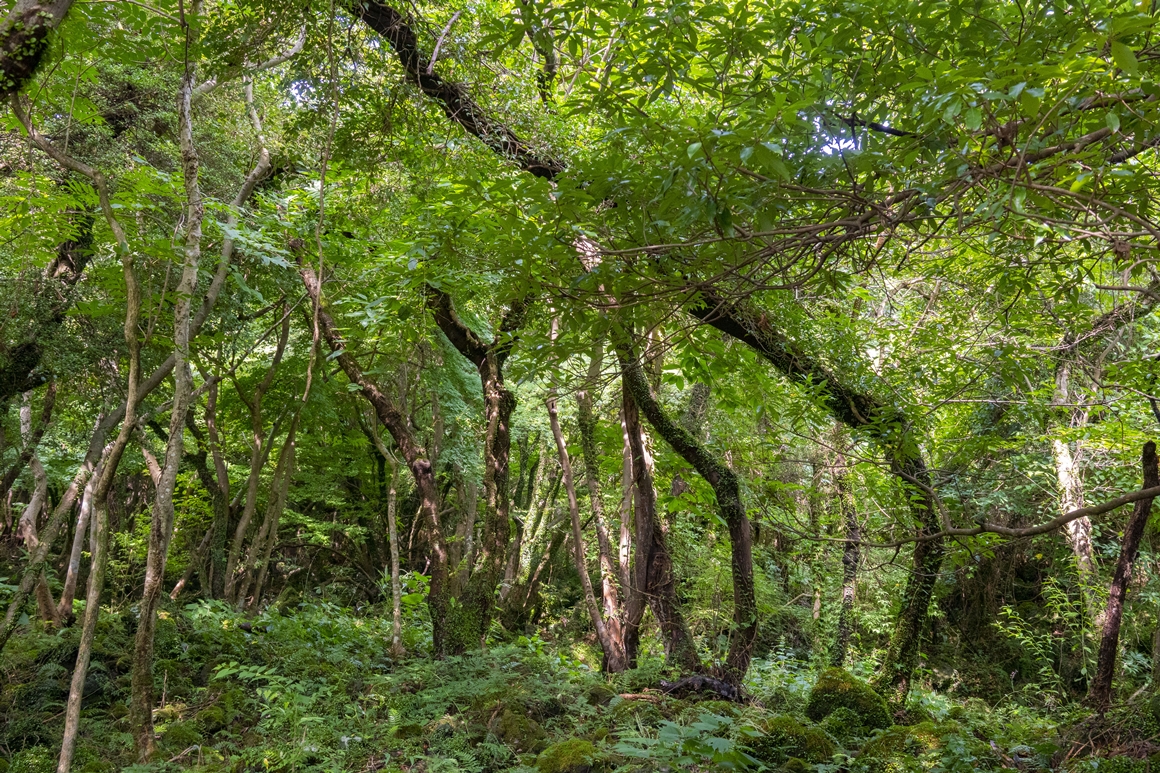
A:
852;721;981;773
819;705;871;745
678;699;739;725
806;669;891;730
609;697;664;728
488;708;548;753
536;739;596;773
747;715;838;765
585;684;617;706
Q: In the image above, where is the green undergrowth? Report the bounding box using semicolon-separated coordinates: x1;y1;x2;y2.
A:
0;601;1153;772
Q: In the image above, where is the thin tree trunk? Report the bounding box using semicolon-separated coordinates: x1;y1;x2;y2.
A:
577;342;627;669
57;464;99;618
618;405;633;592
388;461;404;658
57;486;110;773
832;443;859;667
299;263;449;654
547;373;627;671
426;288;529;654
1054;438;1101;620
169;525;214;600
130;40;205;759
0;381;56;500
621;379;701;674
240;417;298;610
1088;441;1160;711
873;453;946;704
16;391;58;624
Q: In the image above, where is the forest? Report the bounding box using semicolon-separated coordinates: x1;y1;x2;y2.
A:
6;0;1160;770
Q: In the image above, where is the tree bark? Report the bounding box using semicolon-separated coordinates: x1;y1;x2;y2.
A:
426;286;529;653
547;376;627;671
577;341;627;669
0;1;76;107
130;45;205;759
688;290;944;699
0;380;56;499
620;349;755;684
621;379;701;673
388;461;404;658
1088;441;1160;712
832;442;859;667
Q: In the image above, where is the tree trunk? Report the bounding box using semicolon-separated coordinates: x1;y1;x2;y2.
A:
0;0;75;99
832;443;859;667
620;351;755;683
577;342;627;670
240;417;298;611
621;379;702;674
57;462;99;618
548;378;627;671
299;264;449;654
1088;441;1160;711
873;454;946;705
388;461;404;659
426;287;529;654
130;51;205;760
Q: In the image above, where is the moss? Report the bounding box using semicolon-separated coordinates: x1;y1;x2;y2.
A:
678;699;739;725
159;719;203;751
852;721;965;773
747;715;838;765
536;739;596;773
780;760;812;773
197;705;227;733
609;697;664;728
8;747;54;773
806;669;892;730
820;705;869;745
488;708;548;753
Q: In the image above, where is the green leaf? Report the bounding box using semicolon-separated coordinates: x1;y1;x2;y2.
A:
1107;112;1121;133
1111;41;1139;76
687;141;703;159
964;107;983;131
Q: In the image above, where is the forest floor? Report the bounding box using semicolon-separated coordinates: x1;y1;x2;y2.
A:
0;601;1155;773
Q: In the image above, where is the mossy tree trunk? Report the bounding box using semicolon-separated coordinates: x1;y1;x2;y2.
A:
1088;441;1160;711
620;348;756;684
832;441;859;668
426;286;530;653
620;377;702;674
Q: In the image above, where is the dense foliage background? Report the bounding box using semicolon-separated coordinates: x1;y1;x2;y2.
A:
5;0;1160;770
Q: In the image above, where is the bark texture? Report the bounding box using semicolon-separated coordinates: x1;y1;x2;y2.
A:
353;1;563;179
0;0;75;99
1088;441;1160;711
620;381;701;673
426;286;529;653
620;350;756;684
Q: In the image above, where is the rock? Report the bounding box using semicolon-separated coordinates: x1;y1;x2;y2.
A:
585;684;616;706
819;705;868;745
851;721;975;773
747;715;838;765
805;669;891;730
536;739;596;773
488;708;548;753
